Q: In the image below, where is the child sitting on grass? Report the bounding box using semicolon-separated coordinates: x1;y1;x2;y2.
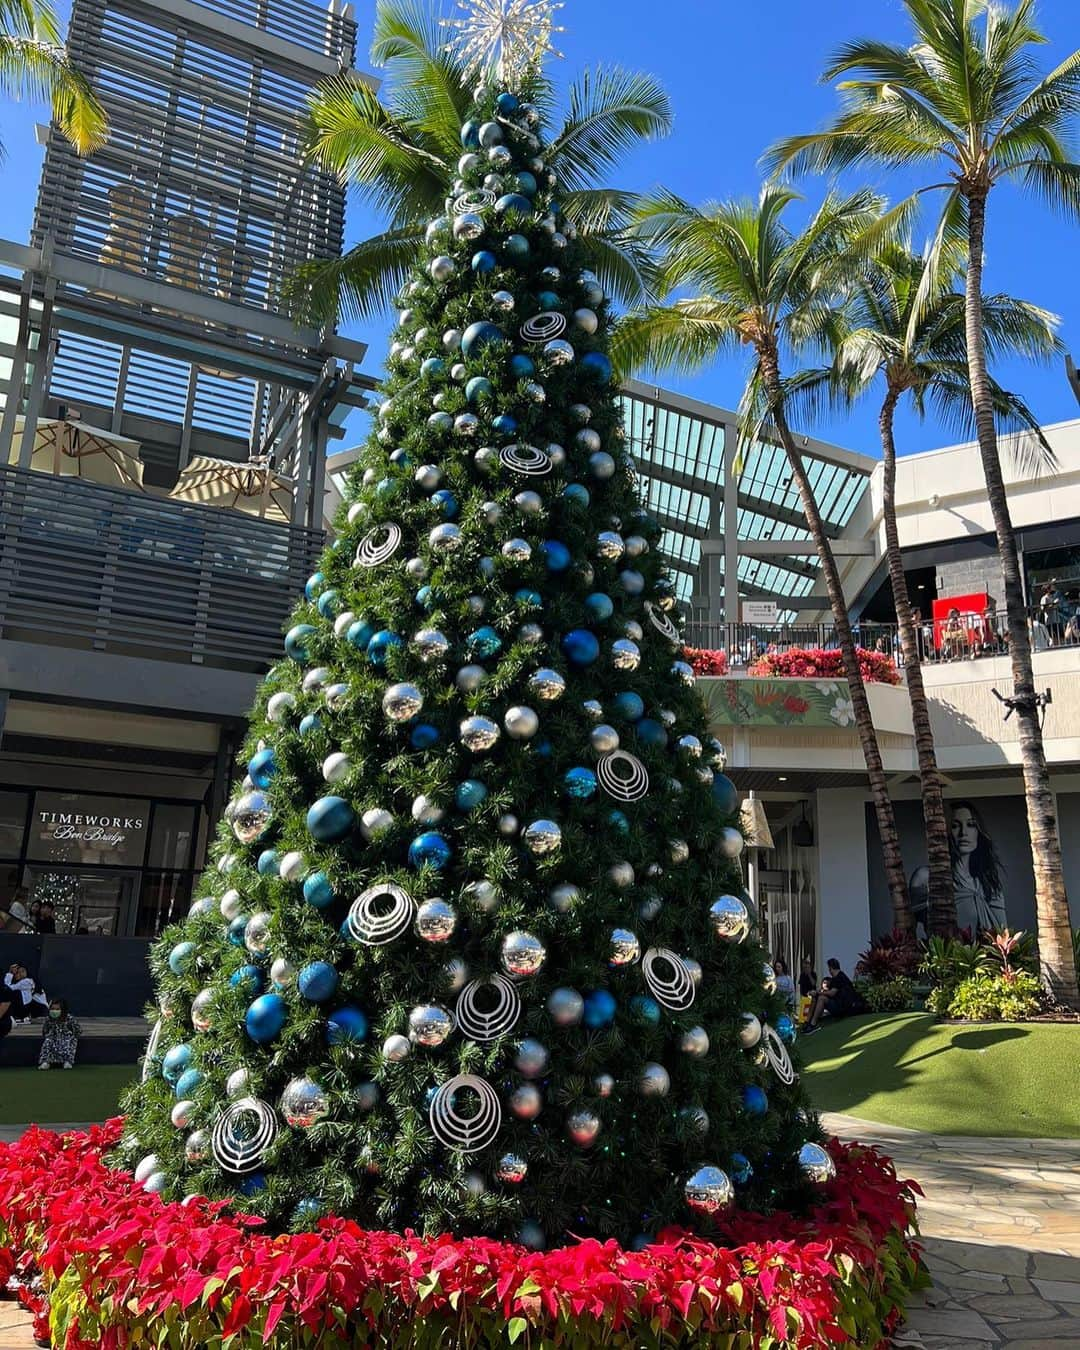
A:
39;999;81;1070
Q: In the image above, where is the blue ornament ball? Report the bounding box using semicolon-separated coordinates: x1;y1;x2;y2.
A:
284;624;316;663
562;628;600;666
460;119;480;150
471;250;496;274
245;993;287;1043
583;989;617;1029
227;915;249;947
168;940;196;974
461;321;506;358
257;849;279;876
240;1173;266;1197
408;832;452;870
512;171;537;197
316;589;340;619
629;995;661;1026
635;717;668;749
230;964;264;994
614;691;645;722
564;483;590;508
432;489;459;519
580;351;613;384
303;871;335;909
535;289;560;310
347;619;374;649
584;592;614;621
620;569;645;596
298;961;339;1003
504;233;530;261
411;723;440;750
455;779;488;811
608;809;630;834
467;626;503;658
509;353;535;378
492;412;518;436
421;356;446;378
162;1043;192;1084
515;588;542;608
542;540;571;572
299;713;322;737
367;630;403;667
174;1068;203;1099
327;1006;369;1045
247;747;277;790
741;1084;769;1117
712;774;740;816
731;1153;754;1185
304;571;325;601
495;192;533;216
564;767;598;799
776;1014;796;1045
307;796;355;843
495;91;519;115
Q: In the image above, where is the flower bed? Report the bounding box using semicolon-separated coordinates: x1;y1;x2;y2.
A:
749;648;902;686
0;1120;924;1349
684;646;730;676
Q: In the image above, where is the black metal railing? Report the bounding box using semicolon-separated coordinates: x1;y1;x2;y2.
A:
0;465;322;670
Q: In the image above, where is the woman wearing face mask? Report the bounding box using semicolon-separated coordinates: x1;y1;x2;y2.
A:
39;999;81;1070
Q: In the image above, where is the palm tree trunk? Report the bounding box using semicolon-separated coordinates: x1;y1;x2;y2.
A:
759;347;913;932
880;385;955;935
965;190;1079;1008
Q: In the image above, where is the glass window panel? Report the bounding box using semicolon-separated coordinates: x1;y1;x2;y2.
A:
0;790;28;857
135;871;194;937
147;803;197;870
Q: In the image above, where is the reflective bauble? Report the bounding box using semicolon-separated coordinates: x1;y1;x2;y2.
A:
595;529;624;560
322;754;348;787
383;1034;412;1062
226;1067;250;1099
639;1062;671;1097
680;1104;710;1135
414;628;451;662
612;638;641;671
547;987;584;1026
548;881;579;912
589;451;616;480
430;255;455;282
231;792;271;843
460;716;501;751
523;819;562;854
498;813;520;836
415;898;458;942
609;928;641;966
429;522;463;552
680;1025;710;1058
514;1038;549;1077
798;1142;837;1184
382;682;424;721
528;668;566;701
408;1004;454;1047
590;724;620;754
684;1166;734;1217
497;1153;528;1184
739;1013;763;1048
719;826;745;858
567;1108;601;1147
502;537;532;562
514;489;543;514
607;860;635;889
267;691;296;723
710;894;750;942
190;988;214;1033
762;961;778;994
243;911;273;955
184;1130;210;1165
270;957;296;987
455;664;487;693
501;930;546;977
281;1076;330;1129
509;1083;543;1120
442;956;469;993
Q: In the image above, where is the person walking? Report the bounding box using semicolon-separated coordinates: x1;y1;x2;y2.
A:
38;999;81;1069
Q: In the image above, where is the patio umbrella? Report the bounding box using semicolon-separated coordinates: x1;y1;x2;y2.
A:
168;454;294;523
9;417;144;489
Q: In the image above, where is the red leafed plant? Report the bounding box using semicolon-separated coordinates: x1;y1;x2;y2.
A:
856;929;922;983
0;1120;925;1349
749;648;902;686
683;646;729;676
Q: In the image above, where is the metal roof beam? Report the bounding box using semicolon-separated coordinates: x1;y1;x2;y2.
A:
725;537;875;557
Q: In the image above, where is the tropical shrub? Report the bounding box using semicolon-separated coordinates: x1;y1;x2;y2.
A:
946;972;1041;1022
858;977;915;1013
920;936;990;987
684;646;729;676
857;930;921;983
0;1120;927;1350
748;648;901;686
983;928;1038;978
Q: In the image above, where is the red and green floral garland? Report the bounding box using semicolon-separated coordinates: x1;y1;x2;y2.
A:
0;1120;924;1349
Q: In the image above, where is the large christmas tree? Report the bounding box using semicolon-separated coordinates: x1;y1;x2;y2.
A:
121;23;830;1248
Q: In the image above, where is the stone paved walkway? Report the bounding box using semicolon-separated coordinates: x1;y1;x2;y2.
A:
1;1115;1077;1346
824;1112;1080;1347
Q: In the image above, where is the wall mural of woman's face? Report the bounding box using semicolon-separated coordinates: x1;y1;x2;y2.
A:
950;807;979;856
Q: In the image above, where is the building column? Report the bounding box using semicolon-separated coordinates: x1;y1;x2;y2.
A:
722;419;739;622
815;786;872;976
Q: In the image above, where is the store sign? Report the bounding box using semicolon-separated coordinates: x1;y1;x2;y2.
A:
28;791;149;865
742;601;779;624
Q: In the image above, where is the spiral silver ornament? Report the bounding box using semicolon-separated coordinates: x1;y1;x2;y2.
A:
520;311;567;343
500;443;552;476
453;189;496;215
141;1019;162;1083
345;882;415;946
644;601;680;643
596;750;650;803
455;974;521;1042
355;523;403;568
428;1074;502;1153
641;947;697;1011
762;1023;798;1085
210;1097;279;1174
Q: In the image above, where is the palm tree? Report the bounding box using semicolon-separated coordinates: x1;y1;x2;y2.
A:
765;0;1080;1005
286;0;671;324
822;242;1058;936
614;183;915;933
1;0;107;155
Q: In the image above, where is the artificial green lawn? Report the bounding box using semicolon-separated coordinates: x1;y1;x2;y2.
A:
0;1064;136;1127
801;1011;1080;1138
1;1014;1077;1137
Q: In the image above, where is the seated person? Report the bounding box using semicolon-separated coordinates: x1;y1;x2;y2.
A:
804;958;862;1033
39;999;81;1070
4;963;49;1021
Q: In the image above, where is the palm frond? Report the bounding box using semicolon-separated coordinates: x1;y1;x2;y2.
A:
1009;157;1080;220
609;299;743;383
281;226;423;326
369;0;470;157
0;34;107;154
549;66;672;192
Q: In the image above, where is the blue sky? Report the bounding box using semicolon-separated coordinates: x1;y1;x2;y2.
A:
1;0;1077;458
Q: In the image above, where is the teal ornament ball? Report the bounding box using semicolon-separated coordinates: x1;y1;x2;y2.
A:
630;994;661;1026
230;964;264;994
174;1068;203;1098
495;91;518;115
303;872;335;909
492;413;518;436
299;713;321;736
284;624;316;663
245;993;287;1043
162;1043;192;1084
608;809;630;834
466;626;502;658
561;628;600;666
460;119;479;149
585;592;614;621
306;796;356;843
304;571;324;601
256;848;279;876
471;250;496;274
455;779;488;811
564;482;590;508
316;589;340;619
614;691;645;721
327;1006;368;1044
711;774;740;816
564;767;597;799
421;356;446;378
495;192;533;216
297;961;339;1003
168;940;195;974
247;747;277;790
227;915;249;946
347;619;374;650
466;375;493;402
461;321;506;358
505;233;530;261
635;717;668;749
509;353;535;378
367;630;403;667
409;832;452;869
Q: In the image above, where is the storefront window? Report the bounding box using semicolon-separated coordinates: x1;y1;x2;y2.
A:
135;871;195;937
0;790;29;858
146;803;197;870
22;865;138;935
27;792;150;867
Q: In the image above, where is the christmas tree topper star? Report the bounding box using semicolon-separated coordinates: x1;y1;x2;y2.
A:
442;0;565;89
